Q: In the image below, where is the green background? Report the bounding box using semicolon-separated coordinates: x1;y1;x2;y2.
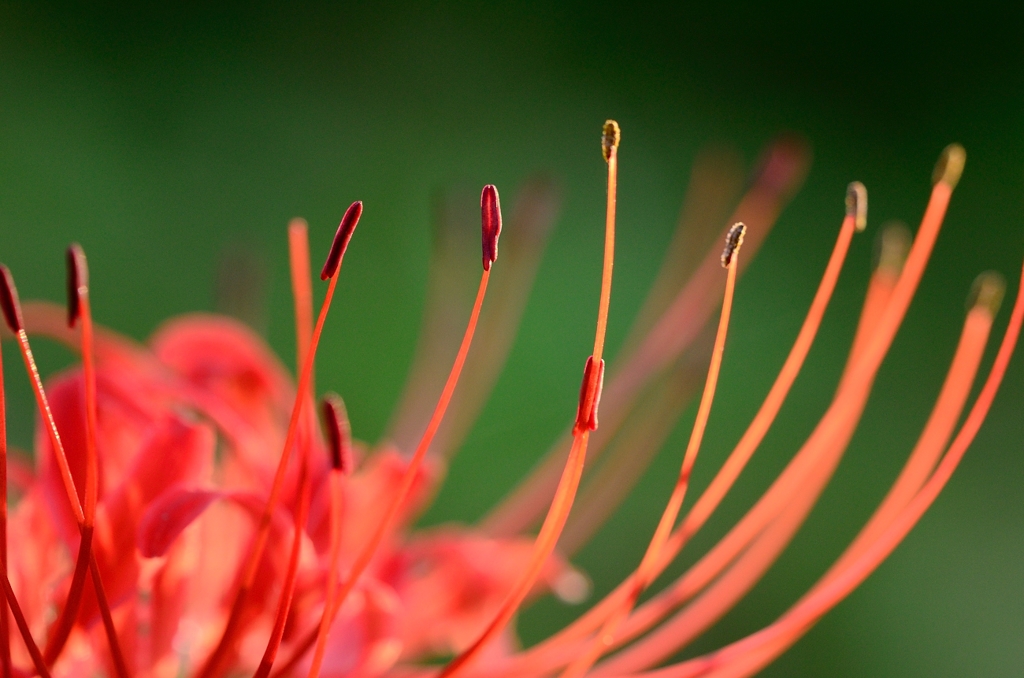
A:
2;2;1022;676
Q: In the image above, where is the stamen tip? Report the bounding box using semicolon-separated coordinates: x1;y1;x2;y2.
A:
602;120;621;162
321;393;354;474
0;264;24;333
932;143;966;189
481;184;502;271
845;181;868;232
320;201;363;280
967;271;1006;316
873;221;913;275
721;222;747;268
66;243;89;327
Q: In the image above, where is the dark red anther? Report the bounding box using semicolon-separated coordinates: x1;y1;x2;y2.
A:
573;356;606;435
320;201;363;280
0;264;24;333
66;243;89;328
481;184;502;271
321;393;354;474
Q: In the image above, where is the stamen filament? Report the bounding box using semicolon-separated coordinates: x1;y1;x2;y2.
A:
671;260;1023;678
44;245;102;666
559;224;745;678
305;467;345;678
195;272;340;678
438;121;621;678
0;560;51;678
253;452;313;678
507;195;861;676
199;200;361;678
300;269;491;678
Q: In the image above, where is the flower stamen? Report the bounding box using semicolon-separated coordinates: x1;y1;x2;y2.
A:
439;121;621;678
196;201;362;678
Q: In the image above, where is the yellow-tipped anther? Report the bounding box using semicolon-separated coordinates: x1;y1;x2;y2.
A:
846;181;868;232
967;271;1006;316
873;221;912;275
932;143;966;189
602;120;621;162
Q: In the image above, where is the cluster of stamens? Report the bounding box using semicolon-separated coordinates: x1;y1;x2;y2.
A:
0;124;1020;678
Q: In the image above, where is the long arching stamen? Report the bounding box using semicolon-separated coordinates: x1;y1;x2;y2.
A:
1;262;128;675
438;121;621;678
559;224;746;678
671;262;1023;678
506;188;864;677
253;449;313;678
701;274;1005;678
43;245;103;666
591;145;968;676
284;185;501;678
195;201;361;678
305;394;352;678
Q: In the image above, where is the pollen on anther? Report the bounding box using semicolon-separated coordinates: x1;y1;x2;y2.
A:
66;243;89;327
0;264;25;333
322;393;354;474
846;181;868;232
321;201;363;280
602;120;621;162
481;184;502;271
721;222;747;268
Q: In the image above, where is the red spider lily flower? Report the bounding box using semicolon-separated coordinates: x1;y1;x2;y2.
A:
0;124;1021;678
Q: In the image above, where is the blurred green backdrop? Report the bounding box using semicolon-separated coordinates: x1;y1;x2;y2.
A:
1;2;1022;676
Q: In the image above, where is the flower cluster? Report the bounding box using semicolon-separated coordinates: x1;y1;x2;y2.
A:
0;124;1020;678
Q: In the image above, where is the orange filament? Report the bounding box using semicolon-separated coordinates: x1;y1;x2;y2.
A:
289;219;315;375
44;245;102;666
701;279;1002;677
438;120;621;678
0;559;51;678
253;451;313;678
12;326;85;524
439;432;589;678
672;261;1023;678
296;268;491;678
589;150;964;676
481;137;809;543
505;196;862;677
89;559;130;678
196;267;342;678
305;468;345;678
559;224;745;678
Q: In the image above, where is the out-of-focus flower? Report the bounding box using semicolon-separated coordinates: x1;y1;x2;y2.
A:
0;124;1020;678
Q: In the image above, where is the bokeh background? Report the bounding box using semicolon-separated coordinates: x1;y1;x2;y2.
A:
2;2;1023;676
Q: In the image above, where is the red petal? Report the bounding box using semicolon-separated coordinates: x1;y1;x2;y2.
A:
137;488;221;558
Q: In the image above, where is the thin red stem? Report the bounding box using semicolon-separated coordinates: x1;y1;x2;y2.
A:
505;212;859;678
560;240;741;678
275;270;492;678
253;448;313;678
305;470;344;678
0;559;51;678
195;272;339;678
438;125;621;678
